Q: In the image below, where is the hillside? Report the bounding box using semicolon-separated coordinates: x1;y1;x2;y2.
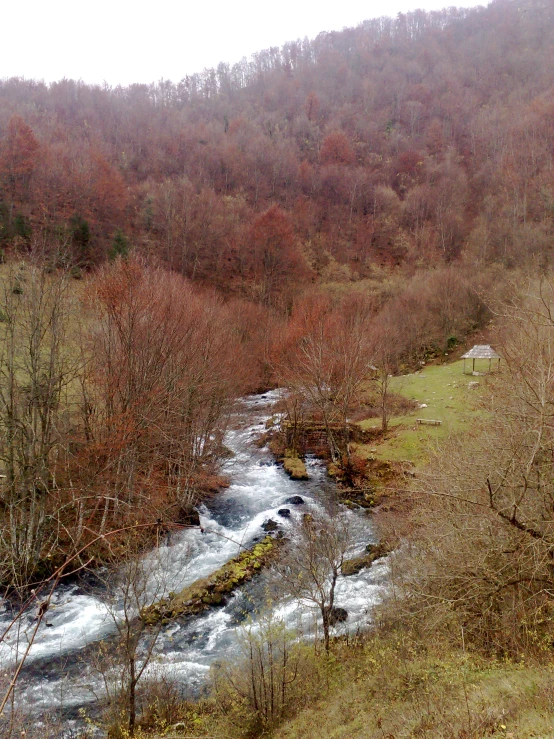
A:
1;0;554;308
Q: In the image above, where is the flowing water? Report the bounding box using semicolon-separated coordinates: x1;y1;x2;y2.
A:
0;391;388;726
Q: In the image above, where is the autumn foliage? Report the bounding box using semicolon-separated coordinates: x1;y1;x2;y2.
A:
0;0;553;589
0;259;259;589
0;0;552;297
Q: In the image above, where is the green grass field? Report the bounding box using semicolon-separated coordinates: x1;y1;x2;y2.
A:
356;360;491;465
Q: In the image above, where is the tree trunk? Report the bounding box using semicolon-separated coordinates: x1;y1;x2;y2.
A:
128;656;136;737
322;607;330;654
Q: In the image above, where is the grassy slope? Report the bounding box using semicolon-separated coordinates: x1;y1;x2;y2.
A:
356;360;489;466
272;635;554;739
164;634;554;739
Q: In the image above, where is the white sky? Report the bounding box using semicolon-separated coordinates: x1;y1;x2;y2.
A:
1;0;486;87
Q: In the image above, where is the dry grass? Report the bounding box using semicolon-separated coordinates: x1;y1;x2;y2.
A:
271;632;554;739
137;630;554;739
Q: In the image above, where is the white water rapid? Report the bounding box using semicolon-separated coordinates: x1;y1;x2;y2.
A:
0;391;388;726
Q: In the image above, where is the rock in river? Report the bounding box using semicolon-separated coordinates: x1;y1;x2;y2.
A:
328;607;348;625
284;496;305;505
262;519;279;532
341;543;389;576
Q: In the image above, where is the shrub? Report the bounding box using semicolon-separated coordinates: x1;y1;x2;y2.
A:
211;615;317;736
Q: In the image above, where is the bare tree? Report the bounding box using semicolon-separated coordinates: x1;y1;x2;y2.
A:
89;543;172;737
274;510;351;653
369;322;400;434
212;613;305;734
0;261;82;589
0;520;195;736
278;293;375;461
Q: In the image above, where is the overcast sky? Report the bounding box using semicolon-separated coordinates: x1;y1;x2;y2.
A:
2;0;486;87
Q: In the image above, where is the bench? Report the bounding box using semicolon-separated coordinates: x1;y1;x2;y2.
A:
416;418;442;426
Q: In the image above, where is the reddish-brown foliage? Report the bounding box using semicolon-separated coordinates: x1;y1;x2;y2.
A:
320;132;355;166
0;115;39;204
0;0;551;290
247;205;310;307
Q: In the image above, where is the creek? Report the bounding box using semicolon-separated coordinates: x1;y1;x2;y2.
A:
0;391;388;727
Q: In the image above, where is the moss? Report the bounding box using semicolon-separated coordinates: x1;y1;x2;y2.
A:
283;455;309;480
141;535;282;624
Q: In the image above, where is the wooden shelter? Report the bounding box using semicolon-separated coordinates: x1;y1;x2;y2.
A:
461;345;501;374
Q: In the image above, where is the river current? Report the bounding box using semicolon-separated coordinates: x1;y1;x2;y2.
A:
0;391;388;726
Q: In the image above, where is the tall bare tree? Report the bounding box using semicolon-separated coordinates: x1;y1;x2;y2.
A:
274;510;351;653
90;542;171;737
278;293;375;461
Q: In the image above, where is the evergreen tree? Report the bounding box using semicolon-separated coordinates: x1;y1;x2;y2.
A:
109;229;129;261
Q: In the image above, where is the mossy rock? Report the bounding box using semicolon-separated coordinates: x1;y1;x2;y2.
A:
141;535;282;624
201;593;223;605
338;487;377;509
283;456;309;480
341;544;390;576
262;518;279;532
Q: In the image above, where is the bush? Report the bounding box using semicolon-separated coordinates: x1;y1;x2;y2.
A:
211;614;320;737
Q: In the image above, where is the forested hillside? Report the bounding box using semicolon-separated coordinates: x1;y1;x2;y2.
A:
1;0;554;307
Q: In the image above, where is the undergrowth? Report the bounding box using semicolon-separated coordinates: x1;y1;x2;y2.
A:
121;628;554;738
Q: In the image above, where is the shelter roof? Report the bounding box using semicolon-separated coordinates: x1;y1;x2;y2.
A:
461;345;501;360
